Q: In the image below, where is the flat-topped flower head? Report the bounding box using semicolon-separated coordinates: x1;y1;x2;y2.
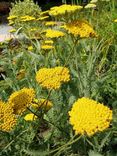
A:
45;29;65;38
20;15;36;22
37;16;49;21
0;100;17;132
36;67;70;89
49;4;83;17
69;97;112;136
7;15;17;20
40;10;49;16
8;88;35;115
64;20;97;38
44;40;54;44
45;21;57;26
41;44;54;50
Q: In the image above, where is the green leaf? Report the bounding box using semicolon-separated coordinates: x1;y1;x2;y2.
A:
88;150;103;156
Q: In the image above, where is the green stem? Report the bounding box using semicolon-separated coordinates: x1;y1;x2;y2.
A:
48;135;82;155
2;129;28;152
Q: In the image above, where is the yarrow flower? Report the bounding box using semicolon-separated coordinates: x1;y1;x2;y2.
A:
41;44;54;50
64;20;97;38
69;97;112;136
37;16;49;21
45;29;65;38
45;21;57;26
24;113;37;121
20;15;36;22
7;15;17;20
32;98;53;111
40;10;49;16
0;100;17;132
8;88;35;115
44;40;54;44
49;4;83;16
36;66;70;89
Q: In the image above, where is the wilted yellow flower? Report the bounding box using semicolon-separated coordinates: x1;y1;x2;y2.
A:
45;29;65;38
45;21;57;26
64;20;96;38
69;97;112;136
84;3;96;9
20;15;36;22
0;100;17;132
32;98;53;111
8;88;35;115
49;4;83;16
24;113;37;121
7;15;17;20
16;69;25;80
37;16;49;21
36;66;70;89
41;44;54;50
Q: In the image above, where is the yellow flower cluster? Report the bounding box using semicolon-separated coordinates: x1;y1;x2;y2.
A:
0;100;17;132
20;15;36;22
37;16;49;21
41;45;54;50
69;97;112;136
45;21;57;26
40;10;49;16
32;98;53;111
36;66;70;89
41;40;54;50
7;15;17;20
45;29;65;38
8;88;35;115
44;40;54;44
24;113;37;121
64;20;97;38
49;4;83;16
